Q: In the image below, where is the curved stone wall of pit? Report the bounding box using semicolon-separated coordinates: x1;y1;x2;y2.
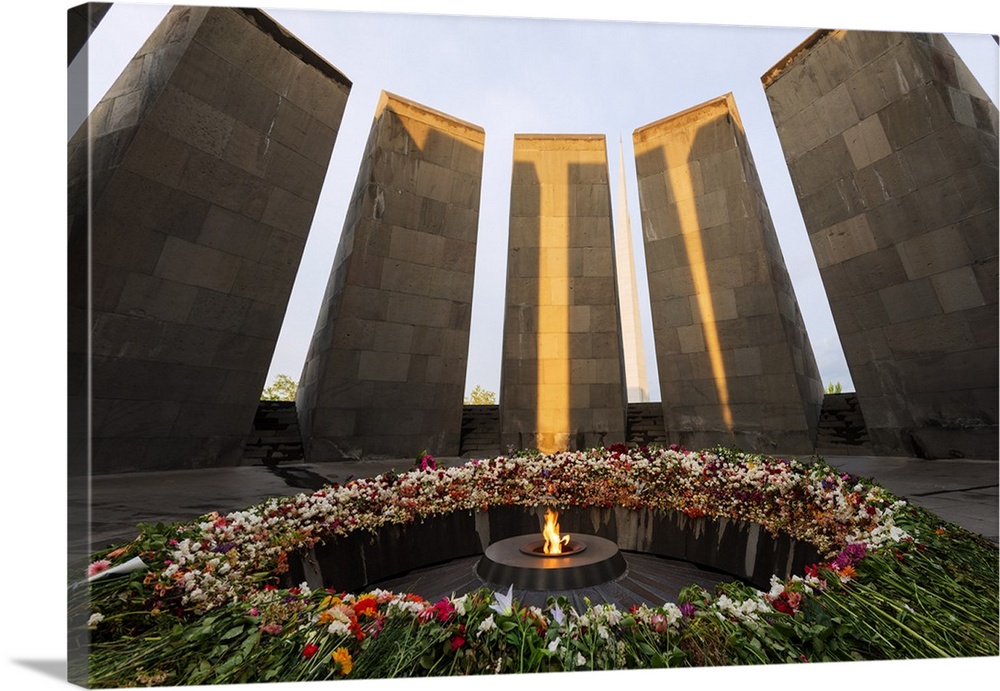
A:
285;506;821;594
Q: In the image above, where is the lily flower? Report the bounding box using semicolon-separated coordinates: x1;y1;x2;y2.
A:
489;584;514;616
551;602;565;626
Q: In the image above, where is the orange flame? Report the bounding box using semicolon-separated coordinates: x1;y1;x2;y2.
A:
542;508;570;554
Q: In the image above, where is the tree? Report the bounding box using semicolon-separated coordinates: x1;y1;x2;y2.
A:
826;381;843;394
464;384;497;405
261;374;298;401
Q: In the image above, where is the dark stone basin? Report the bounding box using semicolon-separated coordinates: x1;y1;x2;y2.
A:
478;533;626;590
283;505;821;595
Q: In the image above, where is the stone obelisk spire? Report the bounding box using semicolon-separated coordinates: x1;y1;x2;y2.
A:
615;136;650;403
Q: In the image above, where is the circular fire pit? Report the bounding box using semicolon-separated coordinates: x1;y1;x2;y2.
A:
518;538;587;557
477;533;627;590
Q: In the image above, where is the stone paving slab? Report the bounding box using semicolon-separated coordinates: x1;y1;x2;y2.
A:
82;452;999;553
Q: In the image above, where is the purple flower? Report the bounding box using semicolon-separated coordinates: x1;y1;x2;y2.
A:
679;602;696;618
551;603;565;626
831;542;868;569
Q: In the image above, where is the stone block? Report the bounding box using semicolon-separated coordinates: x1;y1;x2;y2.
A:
843;113;893;169
811;214;879;269
796;176;866;231
815;83;861;138
880;83;952;151
878;277;942;324
853;153;916;208
896;225;974;280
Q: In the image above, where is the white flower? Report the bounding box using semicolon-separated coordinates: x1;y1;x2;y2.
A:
489;585;514;616
327;620;351;636
662;603;682;626
547;636;561;653
575;652;587;667
451;594;468;616
87;613;104;627
477;614;496;636
602;605;623;626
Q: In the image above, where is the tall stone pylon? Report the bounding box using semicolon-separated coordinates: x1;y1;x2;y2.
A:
633;93;824;454
500;134;628;453
762;31;998;459
615;137;651;403
67;7;352;474
296;92;485;461
66;7;351;684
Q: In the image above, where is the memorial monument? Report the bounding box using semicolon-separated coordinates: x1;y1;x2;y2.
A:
763;31;999;458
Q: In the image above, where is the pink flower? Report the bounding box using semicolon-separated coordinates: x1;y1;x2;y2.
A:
433;599;456;622
87;560;111;577
261;623;282;636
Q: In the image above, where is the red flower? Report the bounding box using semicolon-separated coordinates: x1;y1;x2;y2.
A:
771;598;794;615
449;634;466;651
430;598;456;622
354;597;378;617
303;643;320;659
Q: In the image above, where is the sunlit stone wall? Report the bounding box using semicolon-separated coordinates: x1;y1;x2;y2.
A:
500;135;628;453
297;92;484;460
763;31;999;458
633;94;824;454
67;7;351;473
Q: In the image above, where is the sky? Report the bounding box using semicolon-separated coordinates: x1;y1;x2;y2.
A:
67;0;1000;403
1;3;995;690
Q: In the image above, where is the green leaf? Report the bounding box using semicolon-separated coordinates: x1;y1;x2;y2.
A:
221;625;245;641
240;631;260;656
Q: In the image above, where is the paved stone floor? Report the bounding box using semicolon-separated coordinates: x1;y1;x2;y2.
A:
368;551;731;610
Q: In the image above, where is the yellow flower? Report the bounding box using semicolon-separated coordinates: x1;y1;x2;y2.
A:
319;595;343;610
332;647;353;675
